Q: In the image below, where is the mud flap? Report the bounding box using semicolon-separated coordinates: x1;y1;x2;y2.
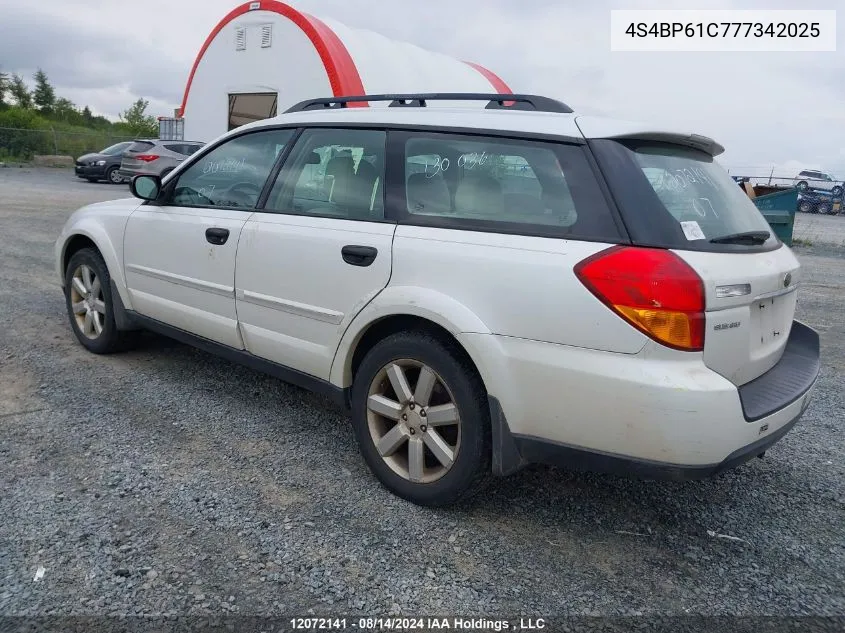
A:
489;395;526;476
109;280;141;331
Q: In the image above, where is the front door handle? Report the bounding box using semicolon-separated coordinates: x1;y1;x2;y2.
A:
205;227;230;245
341;245;378;267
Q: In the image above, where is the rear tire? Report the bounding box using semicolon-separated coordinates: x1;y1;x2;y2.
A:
816;202;832;215
350;330;490;507
832;185;843;197
797;180;809;191
798;200;813;214
64;248;138;354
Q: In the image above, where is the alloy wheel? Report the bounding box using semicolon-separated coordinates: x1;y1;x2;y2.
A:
69;264;106;339
366;359;461;484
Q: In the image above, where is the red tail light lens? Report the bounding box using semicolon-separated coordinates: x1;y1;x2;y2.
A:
575;246;705;351
133;154;159;162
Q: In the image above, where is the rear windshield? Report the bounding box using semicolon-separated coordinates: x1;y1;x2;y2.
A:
127;141;154;153
101;142;132;156
590;140;779;251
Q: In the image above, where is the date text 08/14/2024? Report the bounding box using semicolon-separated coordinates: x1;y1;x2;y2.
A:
289;617;548;631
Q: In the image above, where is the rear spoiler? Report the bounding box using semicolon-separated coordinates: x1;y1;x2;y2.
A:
574;116;725;157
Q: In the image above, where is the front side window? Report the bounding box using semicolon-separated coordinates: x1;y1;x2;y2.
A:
400;132;619;240
168;129;293;209
265;128;387;220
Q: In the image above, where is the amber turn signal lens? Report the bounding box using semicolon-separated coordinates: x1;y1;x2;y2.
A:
616;307;702;350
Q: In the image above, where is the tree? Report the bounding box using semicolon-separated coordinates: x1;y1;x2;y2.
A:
53;97;77;122
0;71;8;107
9;74;32;109
119;98;158;136
82;105;93;122
33;69;56;113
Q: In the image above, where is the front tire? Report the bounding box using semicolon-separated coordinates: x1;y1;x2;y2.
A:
832;185;843;197
816;202;832;215
797;180;809;191
106;166;123;184
64;248;137;354
350;330;490;507
798;200;813;214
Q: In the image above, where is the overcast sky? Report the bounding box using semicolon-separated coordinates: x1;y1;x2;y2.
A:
0;0;842;176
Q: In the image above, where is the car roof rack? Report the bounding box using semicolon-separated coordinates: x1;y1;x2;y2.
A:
285;93;573;114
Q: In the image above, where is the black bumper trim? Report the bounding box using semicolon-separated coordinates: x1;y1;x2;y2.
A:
738;320;820;422
509;413;802;481
488;392;809;481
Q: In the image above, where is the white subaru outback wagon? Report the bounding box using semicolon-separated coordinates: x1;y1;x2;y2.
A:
55;93;820;506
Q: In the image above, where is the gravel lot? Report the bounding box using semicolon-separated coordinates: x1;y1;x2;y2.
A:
1;167;843;618
793;212;845;249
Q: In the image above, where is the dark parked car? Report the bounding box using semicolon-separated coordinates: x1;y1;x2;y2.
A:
74;141;134;184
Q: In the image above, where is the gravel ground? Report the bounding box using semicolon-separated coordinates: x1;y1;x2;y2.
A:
793;212;845;249
1;168;843;618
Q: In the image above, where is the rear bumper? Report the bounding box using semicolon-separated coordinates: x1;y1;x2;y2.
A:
738;321;820;421
461;320;820;478
499;396;810;481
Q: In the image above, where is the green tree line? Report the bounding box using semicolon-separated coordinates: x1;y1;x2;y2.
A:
0;67;161;160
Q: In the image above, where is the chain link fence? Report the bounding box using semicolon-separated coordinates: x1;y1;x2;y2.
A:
0;127;137;162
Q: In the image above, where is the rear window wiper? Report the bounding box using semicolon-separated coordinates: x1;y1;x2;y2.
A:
709;230;770;245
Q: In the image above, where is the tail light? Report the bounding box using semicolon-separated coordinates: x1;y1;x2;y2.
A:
133;154;159;162
575;246;705;351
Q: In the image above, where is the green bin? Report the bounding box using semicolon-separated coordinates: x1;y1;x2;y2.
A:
751;188;798;246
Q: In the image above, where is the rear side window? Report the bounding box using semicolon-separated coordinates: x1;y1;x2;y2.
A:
127;141;154;153
397;132;620;241
590;139;778;251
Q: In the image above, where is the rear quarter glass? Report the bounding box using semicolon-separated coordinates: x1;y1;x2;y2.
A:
589;139;779;253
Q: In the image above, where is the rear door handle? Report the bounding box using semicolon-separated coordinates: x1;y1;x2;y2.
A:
205;227;230;245
341;245;378;267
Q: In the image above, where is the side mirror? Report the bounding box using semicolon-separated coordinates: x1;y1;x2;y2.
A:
130;175;162;201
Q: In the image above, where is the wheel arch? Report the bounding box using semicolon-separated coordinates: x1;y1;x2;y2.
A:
330;287;492;390
58;225;132;310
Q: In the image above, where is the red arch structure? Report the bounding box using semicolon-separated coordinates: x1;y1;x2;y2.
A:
179;0;512;117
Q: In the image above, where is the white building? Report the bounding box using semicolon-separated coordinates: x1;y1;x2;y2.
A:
178;0;513;142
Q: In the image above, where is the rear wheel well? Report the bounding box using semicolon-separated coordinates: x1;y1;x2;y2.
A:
349;315;485;391
63;235;100;277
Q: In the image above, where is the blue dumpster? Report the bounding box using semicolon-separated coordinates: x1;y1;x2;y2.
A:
751;187;798;246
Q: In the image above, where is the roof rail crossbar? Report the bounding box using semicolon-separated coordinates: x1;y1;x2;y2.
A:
285;93;573;114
